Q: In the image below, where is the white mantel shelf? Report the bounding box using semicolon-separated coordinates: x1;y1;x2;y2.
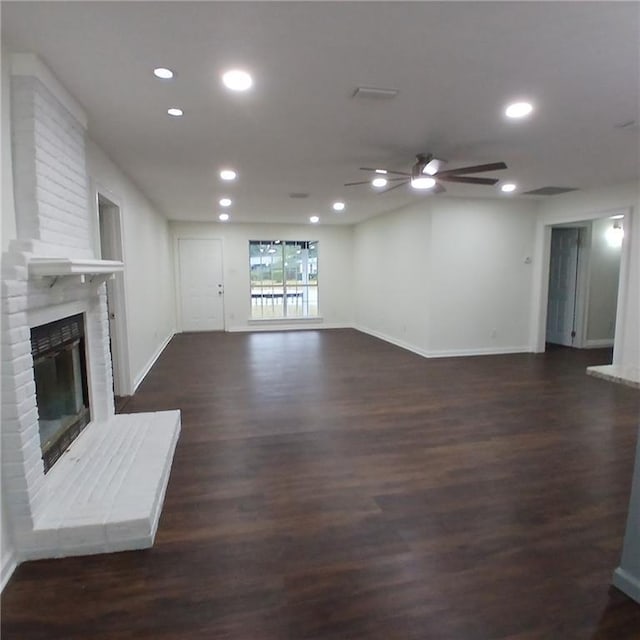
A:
29;257;124;278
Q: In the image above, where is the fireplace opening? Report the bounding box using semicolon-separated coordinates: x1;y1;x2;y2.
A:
31;314;91;473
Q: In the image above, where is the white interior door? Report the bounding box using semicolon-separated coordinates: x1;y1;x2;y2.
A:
178;238;224;331
546;228;580;346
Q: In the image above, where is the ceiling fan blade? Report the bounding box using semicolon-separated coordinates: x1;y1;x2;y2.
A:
438;175;499;185
345;176;408;187
360;167;410;176
434;183;446;194
437;162;507;176
380;180;409;193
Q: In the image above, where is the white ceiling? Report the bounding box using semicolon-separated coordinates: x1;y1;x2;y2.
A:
2;1;639;225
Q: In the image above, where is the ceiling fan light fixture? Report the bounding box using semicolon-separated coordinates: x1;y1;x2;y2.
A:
410;176;436;190
372;177;388;188
422;158;443;175
500;182;517;193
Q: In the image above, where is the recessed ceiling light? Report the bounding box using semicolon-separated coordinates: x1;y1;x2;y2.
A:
501;183;517;193
309;215;320;224
410;177;436;190
219;198;232;207
505;101;533;119
375;169;388;174
218;213;230;222
332;201;345;212
220;169;237;181
222;69;253;92
372;177;388;188
167;107;183;117
154;67;174;79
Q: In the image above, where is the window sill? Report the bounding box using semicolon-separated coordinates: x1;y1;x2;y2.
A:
247;316;323;325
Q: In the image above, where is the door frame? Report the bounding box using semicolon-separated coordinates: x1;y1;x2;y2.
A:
531;206;632;354
91;181;133;396
174;235;226;332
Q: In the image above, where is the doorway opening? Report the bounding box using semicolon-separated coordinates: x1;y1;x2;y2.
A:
97;193;131;402
544;215;624;361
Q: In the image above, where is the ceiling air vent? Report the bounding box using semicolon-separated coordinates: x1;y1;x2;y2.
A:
352;86;399;100
522;186;579;196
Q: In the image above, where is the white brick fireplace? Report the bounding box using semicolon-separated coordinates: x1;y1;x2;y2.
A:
1;55;180;561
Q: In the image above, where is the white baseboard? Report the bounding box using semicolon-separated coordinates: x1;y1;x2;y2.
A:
427;345;533;358
354;325;431;358
1;550;18;592
613;567;640;603
133;330;175;392
583;338;615;349
354;325;530;359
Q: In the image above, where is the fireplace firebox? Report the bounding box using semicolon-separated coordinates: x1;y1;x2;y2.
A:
31;314;91;472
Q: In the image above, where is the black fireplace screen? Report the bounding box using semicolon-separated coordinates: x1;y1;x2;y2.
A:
31;314;90;472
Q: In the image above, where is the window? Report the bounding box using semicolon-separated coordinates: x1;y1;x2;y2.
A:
250;240;318;319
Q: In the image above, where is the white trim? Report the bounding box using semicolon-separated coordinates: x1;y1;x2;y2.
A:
613;567;640;604
91;186;133;396
583;338;615;349
354;324;431;358
1;551;18;593
133;330;175;392
28;257;124;278
355;325;530;359
427;346;532;358
612;208;634;366
228;321;348;333
530;206;632;354
10;53;88;128
248;316;323;325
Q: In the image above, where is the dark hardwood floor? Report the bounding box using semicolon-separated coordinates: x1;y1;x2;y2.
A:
2;329;640;639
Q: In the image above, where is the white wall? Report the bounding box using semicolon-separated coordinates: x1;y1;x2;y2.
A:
170;221;354;332
87;142;176;391
353;197;538;356
1;49;17;253
585;217;622;344
353;203;432;353
0;48;18;588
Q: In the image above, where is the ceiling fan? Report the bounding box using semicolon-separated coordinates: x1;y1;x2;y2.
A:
345;153;508;194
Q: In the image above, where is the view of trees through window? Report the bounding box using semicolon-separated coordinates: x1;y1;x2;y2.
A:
250;240;318;319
